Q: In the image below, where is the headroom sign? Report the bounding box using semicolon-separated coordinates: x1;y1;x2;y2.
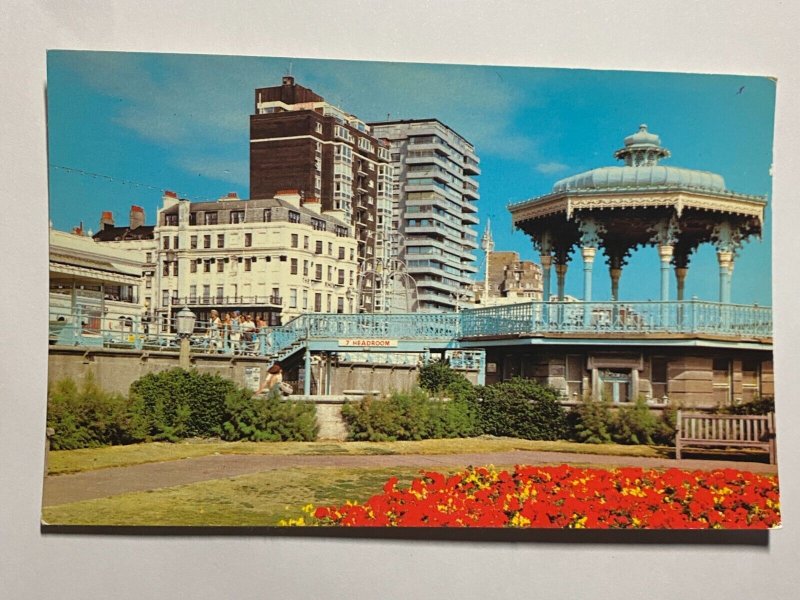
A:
338;339;399;347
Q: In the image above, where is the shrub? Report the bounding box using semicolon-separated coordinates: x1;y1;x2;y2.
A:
47;375;139;449
221;388;318;442
342;388;479;442
569;396;614;444
477;378;568;440
418;359;476;397
612;396;659;445
722;395;775;415
128;368;237;441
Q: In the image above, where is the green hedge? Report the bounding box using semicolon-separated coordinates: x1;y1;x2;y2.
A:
342;388;479;442
569;396;676;445
476;378;568;440
47;375;139;450
221;388;318;442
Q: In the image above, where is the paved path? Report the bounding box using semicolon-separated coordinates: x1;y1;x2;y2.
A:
42;450;777;506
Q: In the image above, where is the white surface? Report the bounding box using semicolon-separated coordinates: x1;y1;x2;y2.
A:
1;2;798;598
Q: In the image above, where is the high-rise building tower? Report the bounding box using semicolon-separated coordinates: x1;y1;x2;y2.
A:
249;77;392;311
369;119;480;311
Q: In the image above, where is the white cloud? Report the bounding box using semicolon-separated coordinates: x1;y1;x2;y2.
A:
535;161;569;174
173;156;249;188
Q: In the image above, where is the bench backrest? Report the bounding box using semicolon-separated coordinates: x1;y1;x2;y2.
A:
677;411;775;442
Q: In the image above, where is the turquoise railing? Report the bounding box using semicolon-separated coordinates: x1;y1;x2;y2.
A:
50;300;772;357
459;300;772;338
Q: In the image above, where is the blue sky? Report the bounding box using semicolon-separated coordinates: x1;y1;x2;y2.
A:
47;51;775;305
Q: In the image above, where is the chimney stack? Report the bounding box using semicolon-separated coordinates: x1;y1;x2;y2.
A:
130;205;145;229
301;196;322;215
274;189;302;205
100;211;114;230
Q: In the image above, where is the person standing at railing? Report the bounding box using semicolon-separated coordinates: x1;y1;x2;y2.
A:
207;309;221;353
241;314;256;354
256;315;269;355
230;310;242;354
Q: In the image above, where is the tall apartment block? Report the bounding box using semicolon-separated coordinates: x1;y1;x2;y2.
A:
249;77;393;311
370;119;480;311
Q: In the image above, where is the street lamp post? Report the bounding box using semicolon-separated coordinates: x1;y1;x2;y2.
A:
176;305;197;369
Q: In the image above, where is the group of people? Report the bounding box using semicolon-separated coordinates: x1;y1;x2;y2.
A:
206;309;270;355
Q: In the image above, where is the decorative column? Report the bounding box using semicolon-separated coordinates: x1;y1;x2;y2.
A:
555;262;568;326
717;250;734;304
675;267;688;301
303;348;312;395
540;252;553;324
658;244;673;327
582;246;596;326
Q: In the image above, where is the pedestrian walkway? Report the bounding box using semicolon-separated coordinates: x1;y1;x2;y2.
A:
42;449;777;507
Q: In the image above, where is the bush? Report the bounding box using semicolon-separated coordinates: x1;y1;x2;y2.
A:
612;397;659;445
221;388;318;442
47;375;139;449
128;368;237;441
476;378;568;440
342;388;478;442
569;396;614;444
722;395;775;415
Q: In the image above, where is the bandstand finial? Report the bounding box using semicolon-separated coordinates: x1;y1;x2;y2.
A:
614;124;671;167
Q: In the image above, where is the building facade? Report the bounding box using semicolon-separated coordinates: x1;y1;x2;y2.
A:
369;119;480;312
249;77;393;312
152;189;359;327
472;250;543;306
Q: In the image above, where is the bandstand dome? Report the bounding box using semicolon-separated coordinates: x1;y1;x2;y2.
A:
553;165;727;194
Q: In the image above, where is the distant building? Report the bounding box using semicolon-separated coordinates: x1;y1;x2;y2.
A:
472;251;543;305
50;226;145;336
369;119;480;312
249;77;393;311
151;189;359;327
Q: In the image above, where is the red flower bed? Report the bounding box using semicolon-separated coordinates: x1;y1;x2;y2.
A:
306;465;779;529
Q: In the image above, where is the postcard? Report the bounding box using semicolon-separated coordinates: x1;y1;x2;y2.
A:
43;51;778;529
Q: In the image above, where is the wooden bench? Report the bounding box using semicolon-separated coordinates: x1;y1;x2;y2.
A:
675;411;776;464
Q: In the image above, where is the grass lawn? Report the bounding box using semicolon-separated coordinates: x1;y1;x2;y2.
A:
48;437;671;475
42;465;453;526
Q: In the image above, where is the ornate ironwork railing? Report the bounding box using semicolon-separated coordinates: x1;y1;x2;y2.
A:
459;300;772;338
49;300;771;358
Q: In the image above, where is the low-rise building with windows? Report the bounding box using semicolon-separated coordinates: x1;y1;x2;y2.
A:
152;189;359;327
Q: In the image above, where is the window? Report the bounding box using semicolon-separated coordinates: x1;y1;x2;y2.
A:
564;355;584;399
162;290;169;307
163;237;170;250
189;285;197;302
216;285;224;301
314;293;322;312
291;233;299;248
315;264;323;280
349;270;354;286
230;210;245;224
304;236;309;250
204;212;218;225
742;359;760;402
173;236;179;249
204;235;211;249
338;246;345;260
713;358;732;406
163;262;170;276
190;261;197;274
190;235;198;249
337;297;344;313
202;285;210;301
164;214;178;226
338;269;345;285
244;233;252;247
290;258;298;275
217;234;224;248
145;252;152;263
311;218;326;231
203;260;211;273
350;248;355;261
264;209;272;222
244;258;251;272
328;242;333;255
315;240;323;254
217;260;224;273
288;210;300;224
272;287;280;302
328;266;333;281
290;288;298;308
303;260;309;277
315;122;323;134
651;357;668;402
145;276;152;289
327;294;332;312
172;262;179;276
302;290;308;310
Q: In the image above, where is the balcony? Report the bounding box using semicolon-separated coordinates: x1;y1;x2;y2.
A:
172;295;283;307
